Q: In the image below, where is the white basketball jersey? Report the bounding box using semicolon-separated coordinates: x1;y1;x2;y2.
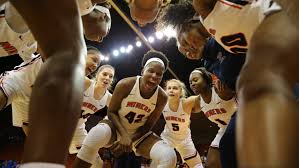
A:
0;55;42;127
77;80;111;129
0;0;95;61
202;0;280;54
162;100;191;139
200;87;237;128
0;3;37;61
118;76;159;135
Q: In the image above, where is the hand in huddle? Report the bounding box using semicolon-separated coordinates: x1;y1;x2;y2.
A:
110;135;132;157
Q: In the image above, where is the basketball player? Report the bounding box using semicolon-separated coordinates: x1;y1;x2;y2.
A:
73;50;177;168
1;2;111;165
81;3;112;42
156;5;246;91
70;64;115;154
0;0;87;167
157;4;245;167
0;1;111;60
191;0;299;167
0;47;101;165
155;1;210;60
161;79;204;168
156;2;237;167
0;49;114;164
0;46;102;129
126;0;171;27
189;67;237;168
0;2;37;61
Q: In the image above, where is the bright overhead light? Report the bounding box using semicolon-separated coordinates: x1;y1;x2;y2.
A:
162;27;177;38
127;44;133;50
148;36;155;43
113;50;119;56
155;31;164;39
126;44;133;53
120;46;126;53
104;56;109;61
100;55;105;60
136;41;142;47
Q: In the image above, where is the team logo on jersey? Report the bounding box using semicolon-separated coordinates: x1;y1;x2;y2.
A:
0;42;18;55
82;102;98;112
126;101;152;113
165;116;185;122
205;108;227;117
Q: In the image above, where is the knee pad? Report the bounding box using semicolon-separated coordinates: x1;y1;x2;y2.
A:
77;123;112;164
150;140;177;168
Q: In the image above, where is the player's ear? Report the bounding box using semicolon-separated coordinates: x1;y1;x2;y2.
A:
141;68;144;76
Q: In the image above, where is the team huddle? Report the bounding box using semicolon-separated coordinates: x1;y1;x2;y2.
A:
0;0;298;168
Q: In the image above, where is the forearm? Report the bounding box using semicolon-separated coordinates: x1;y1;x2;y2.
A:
108;112;129;137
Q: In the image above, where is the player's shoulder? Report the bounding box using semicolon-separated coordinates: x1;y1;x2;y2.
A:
114;76;137;95
116;76;136;88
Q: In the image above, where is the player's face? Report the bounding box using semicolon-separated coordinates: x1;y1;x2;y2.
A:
85;51;100;76
166;81;181;99
177;22;209;60
96;67;114;89
82;9;111;42
129;0;161;27
189;71;207;94
141;62;164;92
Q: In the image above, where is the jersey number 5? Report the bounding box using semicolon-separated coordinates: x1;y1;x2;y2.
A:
125;112;145;124
171;123;180;131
